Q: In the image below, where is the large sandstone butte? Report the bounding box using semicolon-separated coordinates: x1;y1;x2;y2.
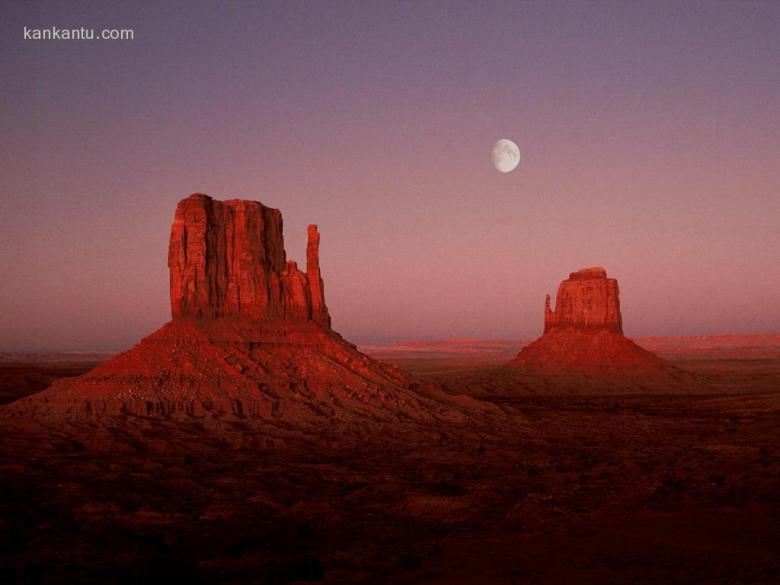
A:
10;194;473;422
168;195;330;326
513;267;670;373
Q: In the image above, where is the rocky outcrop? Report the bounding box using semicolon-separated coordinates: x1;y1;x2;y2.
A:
544;267;622;333
514;267;671;374
10;193;483;423
168;194;330;325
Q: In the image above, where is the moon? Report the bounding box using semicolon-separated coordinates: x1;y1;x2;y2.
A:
492;139;520;173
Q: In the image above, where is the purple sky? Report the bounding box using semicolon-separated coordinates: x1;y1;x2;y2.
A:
1;1;779;351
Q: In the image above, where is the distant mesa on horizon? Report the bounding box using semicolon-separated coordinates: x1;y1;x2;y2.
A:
512;267;673;374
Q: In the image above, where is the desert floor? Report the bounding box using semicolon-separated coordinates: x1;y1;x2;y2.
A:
1;336;779;584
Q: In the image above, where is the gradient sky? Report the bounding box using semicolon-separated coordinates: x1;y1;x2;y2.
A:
1;1;779;351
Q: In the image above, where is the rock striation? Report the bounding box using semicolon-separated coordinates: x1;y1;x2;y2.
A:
513;267;670;374
10;194;478;422
168;194;329;324
544;267;622;333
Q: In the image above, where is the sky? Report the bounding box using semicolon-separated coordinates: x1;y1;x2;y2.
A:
1;0;779;351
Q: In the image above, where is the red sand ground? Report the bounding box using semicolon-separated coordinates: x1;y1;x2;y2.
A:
1;334;779;584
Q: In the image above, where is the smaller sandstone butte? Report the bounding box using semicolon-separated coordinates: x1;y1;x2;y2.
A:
513;267;670;373
544;267;621;333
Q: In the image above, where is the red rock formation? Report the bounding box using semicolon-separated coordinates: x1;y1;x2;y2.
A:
11;193;480;422
168;194;330;324
514;267;671;374
544;267;622;333
306;225;330;327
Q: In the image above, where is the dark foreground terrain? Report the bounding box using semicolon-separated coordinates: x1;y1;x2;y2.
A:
1;338;780;584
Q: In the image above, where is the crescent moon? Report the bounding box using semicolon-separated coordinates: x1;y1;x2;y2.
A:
492;139;521;173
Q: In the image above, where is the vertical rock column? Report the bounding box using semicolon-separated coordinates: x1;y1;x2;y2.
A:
543;294;553;333
306;225;330;327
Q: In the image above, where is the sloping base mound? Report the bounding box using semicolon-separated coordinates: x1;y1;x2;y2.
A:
8;318;476;422
511;329;672;374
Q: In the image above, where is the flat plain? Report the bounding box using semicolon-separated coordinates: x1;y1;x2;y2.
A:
1;334;779;584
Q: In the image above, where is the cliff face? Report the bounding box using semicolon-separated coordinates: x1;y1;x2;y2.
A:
168;194;330;325
544;267;622;333
11;193;481;422
514;267;670;374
